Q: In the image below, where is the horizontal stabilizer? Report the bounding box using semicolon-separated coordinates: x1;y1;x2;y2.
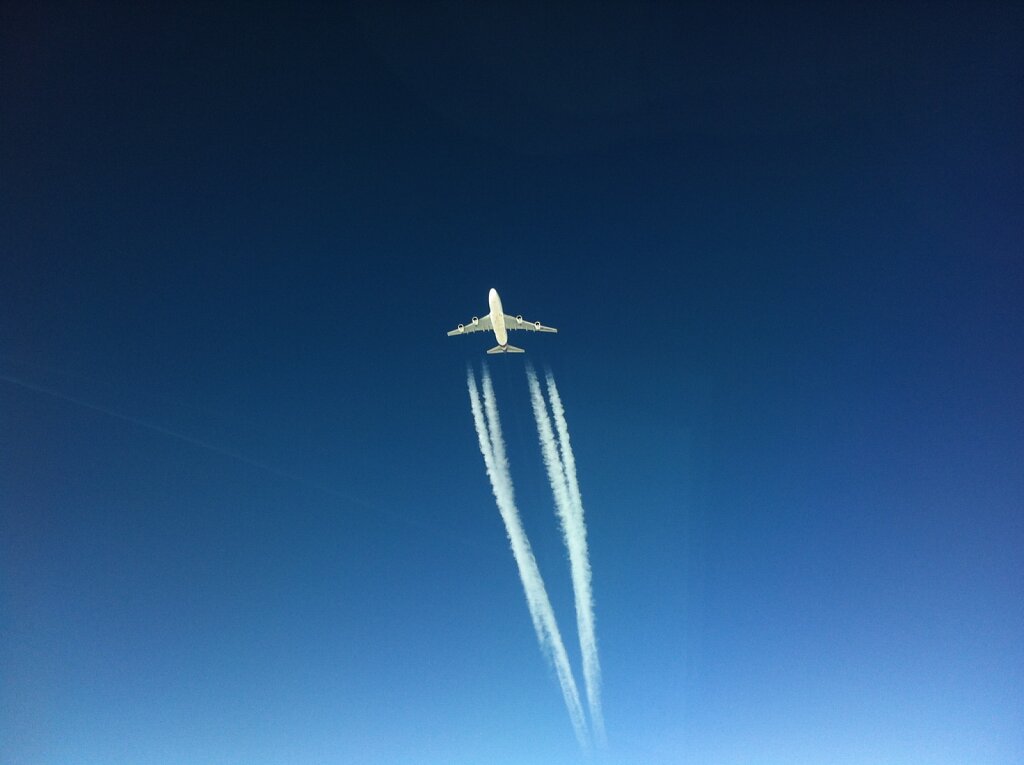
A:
487;344;525;354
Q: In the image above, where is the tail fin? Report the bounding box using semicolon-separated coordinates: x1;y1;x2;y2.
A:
487;344;525;354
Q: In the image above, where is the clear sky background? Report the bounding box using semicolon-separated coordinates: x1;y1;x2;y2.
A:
2;3;1021;764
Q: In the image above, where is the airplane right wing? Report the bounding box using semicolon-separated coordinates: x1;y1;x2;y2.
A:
503;314;557;333
447;315;493;336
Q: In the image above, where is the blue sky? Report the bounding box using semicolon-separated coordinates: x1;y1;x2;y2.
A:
2;3;1022;763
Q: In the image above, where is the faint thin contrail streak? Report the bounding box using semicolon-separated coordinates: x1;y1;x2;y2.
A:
0;371;480;548
527;365;606;747
0;372;286;476
467;365;589;751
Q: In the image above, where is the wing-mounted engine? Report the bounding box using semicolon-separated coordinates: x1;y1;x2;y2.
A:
471;316;479;325
516;315;523;324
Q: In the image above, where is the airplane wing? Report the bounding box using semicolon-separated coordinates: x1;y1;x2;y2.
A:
447;314;493;336
504;314;557;333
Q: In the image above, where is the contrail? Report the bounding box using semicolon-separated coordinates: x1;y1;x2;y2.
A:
526;365;606;747
0;372;283;475
0;371;481;549
467;365;589;750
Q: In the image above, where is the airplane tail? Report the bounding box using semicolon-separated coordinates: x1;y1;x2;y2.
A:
487;344;525;354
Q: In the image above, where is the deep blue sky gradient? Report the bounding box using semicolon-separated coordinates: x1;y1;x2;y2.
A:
2;3;1022;763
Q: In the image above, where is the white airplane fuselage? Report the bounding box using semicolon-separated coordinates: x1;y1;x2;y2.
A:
447;287;553;352
488;288;508;347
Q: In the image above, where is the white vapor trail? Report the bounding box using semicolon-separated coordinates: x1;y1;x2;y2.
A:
467;365;590;751
526;365;606;747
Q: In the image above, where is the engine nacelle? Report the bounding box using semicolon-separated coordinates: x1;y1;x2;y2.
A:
457;324;464;331
534;321;541;329
471;316;479;325
516;315;523;323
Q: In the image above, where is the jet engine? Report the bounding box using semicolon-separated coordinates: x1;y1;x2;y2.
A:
534;321;541;329
516;315;523;323
471;316;479;325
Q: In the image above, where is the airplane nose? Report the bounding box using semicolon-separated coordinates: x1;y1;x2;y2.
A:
489;288;498;298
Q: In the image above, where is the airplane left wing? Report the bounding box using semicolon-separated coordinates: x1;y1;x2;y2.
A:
447;314;492;336
504;314;557;333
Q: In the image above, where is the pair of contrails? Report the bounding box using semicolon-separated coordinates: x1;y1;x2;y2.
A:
448;289;557;354
467;364;605;751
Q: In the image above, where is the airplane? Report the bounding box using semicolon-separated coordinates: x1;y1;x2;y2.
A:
447;288;557;353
